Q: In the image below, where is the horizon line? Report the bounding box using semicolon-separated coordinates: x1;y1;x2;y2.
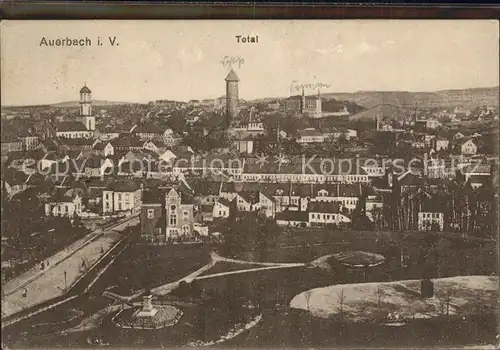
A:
2;85;499;108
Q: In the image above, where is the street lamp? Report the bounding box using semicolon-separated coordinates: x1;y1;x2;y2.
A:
64;270;67;290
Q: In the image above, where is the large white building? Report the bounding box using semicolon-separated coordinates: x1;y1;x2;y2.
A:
102;181;142;214
418;212;444;231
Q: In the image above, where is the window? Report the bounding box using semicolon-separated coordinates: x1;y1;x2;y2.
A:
65;205;69;213
183;211;189;219
219;211;222;216
118;203;122;211
169;205;177;226
118;193;122;201
147;209;154;218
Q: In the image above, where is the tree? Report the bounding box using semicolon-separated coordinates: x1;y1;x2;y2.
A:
375;284;384;308
303;290;313;315
337;288;346;321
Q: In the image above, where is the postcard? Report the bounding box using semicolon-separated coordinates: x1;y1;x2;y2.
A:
1;20;499;349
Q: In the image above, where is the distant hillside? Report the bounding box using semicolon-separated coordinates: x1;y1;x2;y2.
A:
50;100;138;108
322;86;499;110
349;104;409;122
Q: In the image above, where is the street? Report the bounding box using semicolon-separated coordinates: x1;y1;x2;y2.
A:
1;215;139;319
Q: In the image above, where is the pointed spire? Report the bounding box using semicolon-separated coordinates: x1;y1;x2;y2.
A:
225;69;240;82
302;87;305;97
317;87;320;99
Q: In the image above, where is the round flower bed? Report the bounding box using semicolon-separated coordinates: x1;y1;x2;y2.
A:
112;305;183;330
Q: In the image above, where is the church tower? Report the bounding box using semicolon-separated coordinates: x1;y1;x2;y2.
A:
225;69;239;127
79;83;95;131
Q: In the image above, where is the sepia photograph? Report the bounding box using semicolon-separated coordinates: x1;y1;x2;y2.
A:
1;19;499;349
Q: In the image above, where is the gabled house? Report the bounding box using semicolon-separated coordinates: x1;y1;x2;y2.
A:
139;187;196;243
102;181;142;214
296;128;326;143
213;198;232;219
44;188;83;218
159;145;195;163
93;141;115;157
131;123;164;141
111;135;144;152
143;140;167;155
84;156;114;178
188;179;222;205
163;129;182;147
308;201;351;227
458;139;477;155
1;169;31;198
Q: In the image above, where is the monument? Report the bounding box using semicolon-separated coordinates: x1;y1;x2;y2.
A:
133;294;158;318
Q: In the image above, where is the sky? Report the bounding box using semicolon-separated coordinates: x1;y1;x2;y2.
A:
1;20;499;106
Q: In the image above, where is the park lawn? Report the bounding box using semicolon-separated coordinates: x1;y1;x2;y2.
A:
290;275;499;323
90;243;214;295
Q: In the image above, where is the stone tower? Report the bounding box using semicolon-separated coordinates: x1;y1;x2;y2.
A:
79;83;95;131
225;69;239;127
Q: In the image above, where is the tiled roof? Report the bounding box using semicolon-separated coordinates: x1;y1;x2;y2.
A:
243;158;367;175
111;135;143;148
49;187;80;202
93;142;107;150
89;187;104;198
56;121;88;132
216;197;232;208
308;201;341;214
133;123;163;134
142;190;165;204
297;128;323;137
201;204;215;213
106;181;140;192
275;210;308;222
397;171;426;186
60;137;94;146
238;191;259;204
189;180;222;196
181;193;195;205
420;196;443;212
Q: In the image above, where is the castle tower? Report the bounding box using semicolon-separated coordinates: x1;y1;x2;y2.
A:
79;83;95;131
225;69;239;127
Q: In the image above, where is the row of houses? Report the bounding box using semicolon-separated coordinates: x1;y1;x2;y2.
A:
138;179;384;243
42;179;143;218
